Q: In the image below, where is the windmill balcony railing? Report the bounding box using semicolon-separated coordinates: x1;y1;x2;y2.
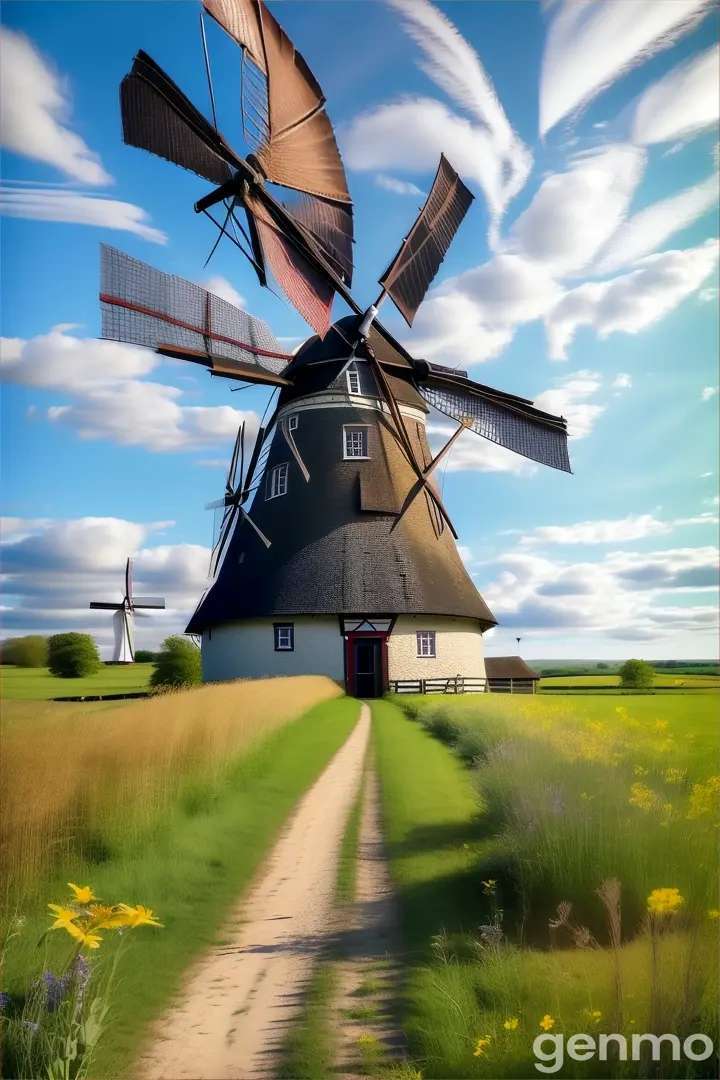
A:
388;676;489;695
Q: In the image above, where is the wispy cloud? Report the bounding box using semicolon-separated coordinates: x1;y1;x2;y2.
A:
520;511;718;546
374;173;424;197
593;172;719;274
0;27;111;184
632;44;720;145
540;0;712;137
701;386;718;401
343;0;531;243
0;187;166;243
201;275;245;308
546;239;719;360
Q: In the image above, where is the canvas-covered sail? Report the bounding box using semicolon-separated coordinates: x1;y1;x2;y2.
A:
100;246;291;379
421;373;572;473
379;155;473;326
202;0;351;204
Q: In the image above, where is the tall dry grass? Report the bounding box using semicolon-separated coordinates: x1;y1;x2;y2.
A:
2;675;341;905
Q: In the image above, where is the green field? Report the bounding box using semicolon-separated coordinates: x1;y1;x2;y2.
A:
539;672;719;694
375;692;719;1078
1;663;153;699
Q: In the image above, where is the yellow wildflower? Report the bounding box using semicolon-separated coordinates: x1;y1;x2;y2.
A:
540;1015;555;1031
87;904;129;930
654;720;669;731
687;777;720;820
633;765;649;778
708;910;719;920
114;904;163;928
47;904;79;931
68;883;97;904
647;888;684;916
63;921;102;949
588;1010;601;1024
357;1034;377;1046
629;782;658;811
580;792;594;802
503;1017;519;1030
473;1036;492;1057
664;768;687;785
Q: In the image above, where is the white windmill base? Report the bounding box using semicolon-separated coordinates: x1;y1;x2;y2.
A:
112;609;135;663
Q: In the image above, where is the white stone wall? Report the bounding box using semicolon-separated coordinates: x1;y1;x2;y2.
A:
202;617;344;684
388;615;486;681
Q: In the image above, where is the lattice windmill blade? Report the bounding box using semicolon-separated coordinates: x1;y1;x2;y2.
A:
125;558;134;605
419;370;571;474
100;246;293;383
227;421;245;496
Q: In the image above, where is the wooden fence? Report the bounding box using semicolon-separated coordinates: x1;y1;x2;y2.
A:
388;677;489;695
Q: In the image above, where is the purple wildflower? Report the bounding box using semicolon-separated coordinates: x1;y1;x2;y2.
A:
72;955;90;989
0;991;8;1012
41;970;72;1012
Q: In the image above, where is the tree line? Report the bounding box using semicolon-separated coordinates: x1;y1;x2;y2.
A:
0;633;201;688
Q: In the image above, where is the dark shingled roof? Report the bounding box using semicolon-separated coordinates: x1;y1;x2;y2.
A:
485;656;540;680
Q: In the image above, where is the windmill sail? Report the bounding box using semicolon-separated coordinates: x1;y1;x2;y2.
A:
379;156;473;326
420;371;571;473
121;51;240;184
202;0;351;204
100;246;292;383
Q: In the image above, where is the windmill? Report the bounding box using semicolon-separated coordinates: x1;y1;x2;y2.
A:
100;0;572;695
89;559;166;663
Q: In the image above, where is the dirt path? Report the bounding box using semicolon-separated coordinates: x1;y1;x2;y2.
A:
332;769;405;1077
141;704;370;1080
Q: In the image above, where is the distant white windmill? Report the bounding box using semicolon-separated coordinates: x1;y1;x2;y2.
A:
89;558;165;663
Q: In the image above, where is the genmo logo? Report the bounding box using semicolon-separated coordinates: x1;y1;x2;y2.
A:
533;1032;716;1073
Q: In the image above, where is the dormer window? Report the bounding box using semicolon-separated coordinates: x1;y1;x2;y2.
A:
346;364;361;395
267;462;289;499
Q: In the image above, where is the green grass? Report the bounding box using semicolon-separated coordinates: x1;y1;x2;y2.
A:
540;675;719;688
277;963;338;1080
373;697;719;1079
336;754;367;906
2;697;359;1080
1;664;153;700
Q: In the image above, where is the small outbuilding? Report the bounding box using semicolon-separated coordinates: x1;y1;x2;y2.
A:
485;656;540;694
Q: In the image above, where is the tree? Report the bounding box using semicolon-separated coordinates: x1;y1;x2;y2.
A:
48;633;101;678
134;650;156;663
150;636;202;690
619;658;655;690
0;635;48;667
597;662;608;670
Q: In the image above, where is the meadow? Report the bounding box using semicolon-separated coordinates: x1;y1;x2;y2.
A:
1;663;153;700
1;676;355;1078
538;673;719;695
374;692;720;1078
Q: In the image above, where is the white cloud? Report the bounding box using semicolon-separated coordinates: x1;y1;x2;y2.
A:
0;187;166;244
510;145;646;276
539;0;712;137
343;0;531;243
520;511;718;546
612;373;632;389
699;286;719;302
534;369;606;439
478;542;719;642
374;173;424;197
546;239;719;360
1;516;210;656
0;27;111;184
701;386;718;401
0;326;259;453
594;173;718;274
632;44;720;145
202;275;245;308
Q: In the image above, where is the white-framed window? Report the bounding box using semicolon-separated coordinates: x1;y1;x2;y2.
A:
346;364;361;395
416;631;436;658
267;462;289;499
274;623;294;651
343;426;369;459
288;414;298;431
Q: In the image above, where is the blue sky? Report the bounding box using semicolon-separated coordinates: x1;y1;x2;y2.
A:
1;0;718;659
